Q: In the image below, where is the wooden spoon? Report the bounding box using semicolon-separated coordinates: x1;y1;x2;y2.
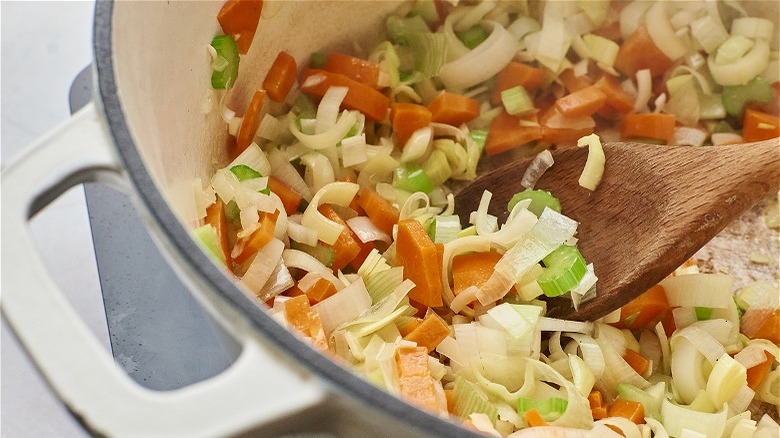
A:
452;139;780;321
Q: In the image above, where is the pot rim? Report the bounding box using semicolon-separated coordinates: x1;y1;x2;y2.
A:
91;2;474;436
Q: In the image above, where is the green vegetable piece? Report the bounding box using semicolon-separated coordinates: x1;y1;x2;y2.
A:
456;24;488;49
393;164;434;194
507;189;562;217
501;85;535;116
193;224;226;265
230;164;263;181
469;130;488;151
290;242;335;267
224;200;241;223
309;51;328;69
713;120;736;134
517;397;568;419
386;15;430;46
722;75;773;117
294;94;317;119
421;149;453;187
537;245;587;297
695;306;714;320
210;35;240;90
452;376;498;424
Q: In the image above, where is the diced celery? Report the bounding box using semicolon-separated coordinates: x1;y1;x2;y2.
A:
386;15;430;46
695;306;713;320
412;0;439;24
452;376;498;424
193;224;226;265
457;24;488;50
294;94;318;119
469;129;488;151
210;35;240;89
421;149;453;187
537;245;587;297
722;75;773;117
501;86;535;116
230;164;263;181
507;189;562;217
392;164;434;194
698;93;727;120
517;397;568;420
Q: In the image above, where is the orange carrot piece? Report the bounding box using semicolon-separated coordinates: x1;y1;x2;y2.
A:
399;318;423;337
746;352;774;390
523;409;548;427
444;389;456;413
539;107;594;144
232;209;279;265
588;390;604;409
452;251;503;296
743;308;780;344
491;62;546;106
428;92;481;126
318;204;361;272
485;111;542;156
300;69;389;121
298;274;338;303
559;69;594;93
615;25;675;77
623;349;650;376
263;51;297;103
595;74;635;114
396;346;439;412
612;284;670;330
395;219;443;308
217;0;263;54
348;239;375;271
357;186;400;235
620;113;676;143
555;85;607;118
391;102;433;146
323;53;381;89
403;311;450;352
591;407;609;420
267;176;304;215
608;399;645;424
284;295;328;350
236;90;267;155
205;199;231;266
743;108;780;142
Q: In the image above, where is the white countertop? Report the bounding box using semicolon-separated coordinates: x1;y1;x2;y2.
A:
1;2;107;436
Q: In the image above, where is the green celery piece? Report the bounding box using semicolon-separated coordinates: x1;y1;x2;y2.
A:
501;85;535;116
210;35;240;90
408;31;448;81
224;200;241;223
290;242;335;267
722;76;773;117
230;164;263;181
456;24;488;49
452;376;498;424
695;306;714;320
537;245;587;297
309;52;328;69
617;383;663;421
294;94;317;119
412;0;439;24
507;189;562;217
193;224;226;265
469;130;488;151
517;397;568;418
421;149;453;187
386;15;430;46
393;164;434;194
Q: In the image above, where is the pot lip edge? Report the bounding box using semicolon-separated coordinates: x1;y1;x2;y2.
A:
89;2;474;436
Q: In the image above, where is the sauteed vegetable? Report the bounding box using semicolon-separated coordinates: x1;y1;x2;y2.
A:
195;0;779;436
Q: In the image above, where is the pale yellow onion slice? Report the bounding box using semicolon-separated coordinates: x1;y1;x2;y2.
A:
576;134;605;192
708;38;770;86
301;181;359;245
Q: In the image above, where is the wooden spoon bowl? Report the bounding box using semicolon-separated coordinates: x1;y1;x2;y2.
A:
453;139;780;321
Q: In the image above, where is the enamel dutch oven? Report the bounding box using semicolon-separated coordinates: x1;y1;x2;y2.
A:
1;1;479;436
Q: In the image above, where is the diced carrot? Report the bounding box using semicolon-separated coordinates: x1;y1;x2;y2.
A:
595;74;635;114
284;295;328;351
217;0;263;54
285;284;305;297
661;307;677;337
205;199;231;266
588;390;604;409
539;107;594;145
298;273;338;303
591;406;609;420
395;219;443;307
491;62;546;106
444;389;456;413
743;108;780;142
267;176;304;215
555;85;607;118
435;243;444;284
746;352;775;390
357;186;400;235
614;25;675;77
623;349;650;376
559;69;593;93
428;92;480;126
396;346;439;412
263;51;297;103
485;111;542;155
323;53;381;89
452;251;502;296
318;204;361;272
232;209;279;265
399;318;423;337
608;399;645;424
742;308;780;344
403;311;450;352
236;90;267;155
611;284;670;330
348;239;375;271
391;102;432;146
620;113;676;143
523;409;548;427
300;69;389;121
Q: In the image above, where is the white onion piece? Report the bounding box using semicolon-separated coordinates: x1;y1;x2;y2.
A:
258;258;294;301
732;17;775;42
454;2;496;32
690;14;729;54
228;143;272;176
619;1;652;40
661;398;728;438
577;134;605;191
708;39;770;86
301;182;359;245
595;418;641;438
340;134;368;168
240;238;285;294
711;132;744;145
633;69;652;113
537;317;593;334
300;152;335;194
671;126;708;146
400;126;433;163
257;113;292;144
286;220;318;247
645;2;688;61
314;278;372;334
268;148;312;201
282;249;343;290
545;109;595;130
289;109;358;150
660;273;733;308
357;154;399;188
521;149;554;189
347;216;391;244
315;86;348;134
439;21;521;90
734;341;779;369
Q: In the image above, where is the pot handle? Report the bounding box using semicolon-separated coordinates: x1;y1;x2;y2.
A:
1;102;325;437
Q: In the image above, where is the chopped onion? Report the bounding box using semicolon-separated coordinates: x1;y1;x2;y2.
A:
301;182;360;245
347;216;392;244
577;134;605;192
341;134;368;168
711;132;744;145
690;14;729;54
300;152;335;194
289;108;358;150
229;143;272;176
400;126;433;163
315;86;348;134
633;69;653;113
731;17;775;42
356;154;399;188
661;398;728;438
660;273;733;308
645;2;688;61
282;249;343;290
521;149;554;189
268;148;312;201
671;126;708;146
708;39;770;86
258;258;294;301
240;238;285;294
286;217;318;247
314;278;372;334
